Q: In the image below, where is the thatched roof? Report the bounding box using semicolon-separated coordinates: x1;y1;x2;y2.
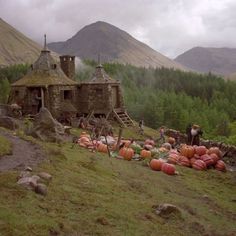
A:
12;46;78;87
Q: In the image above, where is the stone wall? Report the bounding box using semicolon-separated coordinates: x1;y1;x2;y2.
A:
0;104;8;116
78;82;125;115
166;129;236;166
50;85;77;118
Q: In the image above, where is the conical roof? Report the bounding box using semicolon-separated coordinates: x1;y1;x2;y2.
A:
90;64;117;83
12;35;78;87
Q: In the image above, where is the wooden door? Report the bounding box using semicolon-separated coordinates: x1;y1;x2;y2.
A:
111;86;119;108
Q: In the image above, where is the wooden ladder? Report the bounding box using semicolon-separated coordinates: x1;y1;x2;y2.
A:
113;108;134;127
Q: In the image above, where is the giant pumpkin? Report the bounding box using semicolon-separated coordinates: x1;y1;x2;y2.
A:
180;145;195;158
140;149;152;158
97;143;108;153
207;147;222;158
119;147;134;161
178;156;191;167
195;146;207;156
150;159;165;171
192;160;207;171
161;163;176;175
215;160;226;172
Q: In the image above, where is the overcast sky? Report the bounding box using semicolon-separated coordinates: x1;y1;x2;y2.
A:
0;0;236;58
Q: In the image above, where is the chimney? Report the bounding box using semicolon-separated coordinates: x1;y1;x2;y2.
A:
60;55;75;80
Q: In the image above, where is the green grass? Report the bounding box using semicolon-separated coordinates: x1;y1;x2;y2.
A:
0;127;236;236
0;135;12;156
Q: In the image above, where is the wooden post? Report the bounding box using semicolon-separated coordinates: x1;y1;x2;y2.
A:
40;87;44;108
116;128;123;151
104;134;111;157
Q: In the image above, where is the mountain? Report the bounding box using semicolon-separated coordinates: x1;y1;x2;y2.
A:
0;18;43;66
48;21;185;70
175;47;236;76
225;72;236;81
0;18;59;67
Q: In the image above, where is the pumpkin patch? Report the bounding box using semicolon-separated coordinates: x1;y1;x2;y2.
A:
76;131;227;175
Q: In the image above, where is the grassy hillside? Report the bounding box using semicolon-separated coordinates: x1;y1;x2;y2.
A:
0;127;235;236
0;135;12;156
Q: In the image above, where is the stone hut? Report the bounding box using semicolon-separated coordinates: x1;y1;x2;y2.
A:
8;35;79;119
78;63;133;126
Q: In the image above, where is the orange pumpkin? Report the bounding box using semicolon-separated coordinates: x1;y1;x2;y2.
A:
149;159;165;171
207;147;222;158
167;137;175;145
192;160;207;171
167;153;179;165
195;146;207;156
180;145;195;158
215;160;226;172
80;131;90;138
178;156;191;167
140;149;152;158
161;163;176;175
119;147;134;161
80;136;90;144
97;143;108;153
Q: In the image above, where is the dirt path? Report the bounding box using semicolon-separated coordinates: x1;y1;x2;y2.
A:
0;129;46;172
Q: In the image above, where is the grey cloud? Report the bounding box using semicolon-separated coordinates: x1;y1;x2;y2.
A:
0;0;236;58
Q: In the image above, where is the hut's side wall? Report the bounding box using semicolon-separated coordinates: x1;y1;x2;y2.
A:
49;85;78;118
88;84;111;114
77;84;89;114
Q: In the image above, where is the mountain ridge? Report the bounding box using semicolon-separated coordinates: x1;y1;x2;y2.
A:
48;21;185;70
175;46;236;76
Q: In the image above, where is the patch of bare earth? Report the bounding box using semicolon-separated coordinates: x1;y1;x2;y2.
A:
0;129;46;171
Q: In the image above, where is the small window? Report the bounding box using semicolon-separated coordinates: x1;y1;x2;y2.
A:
14;90;19;96
64;90;72;99
95;88;102;94
51;64;57;69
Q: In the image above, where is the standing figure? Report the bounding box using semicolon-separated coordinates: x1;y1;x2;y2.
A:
157;126;165;144
186;123;192;145
31;89;42;114
138;119;144;135
187;124;203;146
